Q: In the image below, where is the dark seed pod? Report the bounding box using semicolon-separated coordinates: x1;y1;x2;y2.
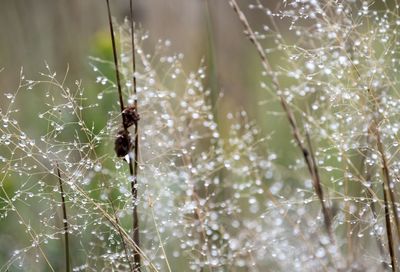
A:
114;129;133;157
122;106;140;128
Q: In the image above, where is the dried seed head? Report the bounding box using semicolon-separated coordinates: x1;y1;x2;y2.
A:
114;129;133;157
122;106;140;128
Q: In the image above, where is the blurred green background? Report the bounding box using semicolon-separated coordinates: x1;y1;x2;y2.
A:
0;0;265;112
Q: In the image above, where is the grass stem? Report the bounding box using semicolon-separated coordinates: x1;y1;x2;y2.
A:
106;0;125;114
106;1;141;270
56;163;71;272
375;126;398;271
130;0;141;270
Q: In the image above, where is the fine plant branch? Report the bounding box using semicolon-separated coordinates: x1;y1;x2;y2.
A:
71;181;154;269
229;0;334;242
56;163;71;272
150;200;172;272
5;1;400;270
130;0;141;270
59;169;156;270
111;202;134;271
0;182;56;272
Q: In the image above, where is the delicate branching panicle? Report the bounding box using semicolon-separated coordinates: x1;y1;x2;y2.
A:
4;1;400;271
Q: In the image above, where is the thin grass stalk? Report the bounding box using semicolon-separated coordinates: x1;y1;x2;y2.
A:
383;178;396;271
376;128;400;239
203;0;225;185
130;0;141;270
106;1;141;270
111;202;134;271
343;167;355;266
369;187;391;270
1;186;55;271
366;88;399;269
363;125;389;270
56;163;70;272
105;0;124;113
228;0;334;242
375;127;399;271
305;131;333;241
203;0;220;109
74;182;155;269
3;144;152;269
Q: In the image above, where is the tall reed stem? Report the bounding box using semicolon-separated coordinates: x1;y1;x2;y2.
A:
106;0;141;270
375;127;398;271
56;163;70;272
105;0;124;113
129;0;141;270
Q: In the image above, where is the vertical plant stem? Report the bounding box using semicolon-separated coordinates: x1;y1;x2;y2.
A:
375;127;398;271
106;0;125;114
130;0;141;270
203;0;226;194
363;124;390;270
383;178;396;272
106;0;140;270
376;128;400;238
203;0;220;108
56;163;70;272
343;166;354;266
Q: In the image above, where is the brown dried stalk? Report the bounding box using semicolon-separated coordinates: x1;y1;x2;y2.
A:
105;0;125;113
305;131;333;240
229;0;334;241
375;126;398;271
382;172;396;271
376;128;400;236
129;0;141;270
361;128;389;271
56;163;71;272
106;0;141;270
